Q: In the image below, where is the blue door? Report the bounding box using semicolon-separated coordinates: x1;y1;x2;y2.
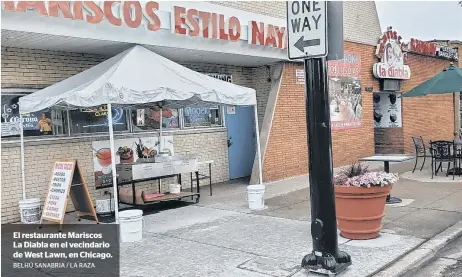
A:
225;106;256;179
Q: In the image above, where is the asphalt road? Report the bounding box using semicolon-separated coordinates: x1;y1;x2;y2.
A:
403;235;462;277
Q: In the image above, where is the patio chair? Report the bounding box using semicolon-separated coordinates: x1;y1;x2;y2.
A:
429;140;456;180
411;136;431;173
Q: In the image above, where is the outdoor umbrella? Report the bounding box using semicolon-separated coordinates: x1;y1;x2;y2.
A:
403;63;462;138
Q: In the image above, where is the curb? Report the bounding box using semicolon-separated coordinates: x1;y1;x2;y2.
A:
372;219;462;277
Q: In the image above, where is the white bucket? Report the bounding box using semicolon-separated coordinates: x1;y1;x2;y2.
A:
19;198;42;224
95;198;115;214
247;185;265;210
119;210;143;243
169;183;181;194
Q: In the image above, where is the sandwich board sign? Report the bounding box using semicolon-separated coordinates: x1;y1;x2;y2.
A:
41;159;98;226
287;1;328;60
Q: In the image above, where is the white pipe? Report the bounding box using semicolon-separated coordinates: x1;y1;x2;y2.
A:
159;107;163;151
19;114;26;200
107;104;119;222
254;105;263;184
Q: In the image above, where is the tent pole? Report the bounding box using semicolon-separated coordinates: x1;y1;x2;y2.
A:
19;114;26;200
254;105;263;185
159;107;163;151
454;92;458;139
107;104;119;222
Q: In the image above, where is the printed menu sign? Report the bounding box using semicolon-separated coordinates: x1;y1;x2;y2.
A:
42;161;74;221
41;159;98;224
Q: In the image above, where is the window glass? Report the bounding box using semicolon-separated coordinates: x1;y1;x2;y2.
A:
69;105;128;134
132;107;179;131
1;94;65;137
183;106;222;128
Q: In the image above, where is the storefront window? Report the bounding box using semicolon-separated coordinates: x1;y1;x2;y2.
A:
183;106;222;128
1;94;66;137
131;107;179;131
69;105;128;134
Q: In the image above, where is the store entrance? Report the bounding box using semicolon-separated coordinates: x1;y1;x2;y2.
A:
225;106;256;179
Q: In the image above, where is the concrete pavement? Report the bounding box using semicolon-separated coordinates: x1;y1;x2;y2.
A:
22;159;462;276
116;159;462;277
408;235;462;277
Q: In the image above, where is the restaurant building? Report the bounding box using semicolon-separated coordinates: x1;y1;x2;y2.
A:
1;1;459;223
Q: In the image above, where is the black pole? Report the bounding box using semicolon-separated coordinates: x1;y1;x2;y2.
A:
301;58;351;275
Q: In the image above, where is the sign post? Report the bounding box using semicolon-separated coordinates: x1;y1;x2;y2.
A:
287;1;351;275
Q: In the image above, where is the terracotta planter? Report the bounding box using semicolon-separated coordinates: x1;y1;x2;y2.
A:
334;185;392;240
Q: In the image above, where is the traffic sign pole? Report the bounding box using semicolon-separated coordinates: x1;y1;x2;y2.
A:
286;1;351;275
301;57;351;275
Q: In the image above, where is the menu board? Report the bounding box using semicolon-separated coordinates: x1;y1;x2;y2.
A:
373;92;402;128
41;159;98;224
42;161;74;222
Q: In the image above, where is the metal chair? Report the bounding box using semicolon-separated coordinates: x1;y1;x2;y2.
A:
430;140;456;180
411;136;431;173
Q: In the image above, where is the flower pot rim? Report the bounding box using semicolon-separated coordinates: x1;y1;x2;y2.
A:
334;184;393;193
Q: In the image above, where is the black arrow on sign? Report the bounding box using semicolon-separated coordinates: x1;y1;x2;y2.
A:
294;36;321;52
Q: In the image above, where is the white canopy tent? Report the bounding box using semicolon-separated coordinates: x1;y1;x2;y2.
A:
18;45;263;221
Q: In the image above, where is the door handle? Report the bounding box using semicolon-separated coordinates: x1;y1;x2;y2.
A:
227;137;233;148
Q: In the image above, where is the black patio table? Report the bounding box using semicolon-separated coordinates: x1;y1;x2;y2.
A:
359;155;414;204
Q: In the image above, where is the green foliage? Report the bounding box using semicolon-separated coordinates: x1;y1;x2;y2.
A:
340;162;369;178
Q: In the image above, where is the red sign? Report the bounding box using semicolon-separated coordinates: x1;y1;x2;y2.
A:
328;52;361;78
2;1;287;49
408;38;437;56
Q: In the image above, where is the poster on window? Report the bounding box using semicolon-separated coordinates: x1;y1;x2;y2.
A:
373;92;402;128
1;95;53;137
92;136;174;189
328;52;362;130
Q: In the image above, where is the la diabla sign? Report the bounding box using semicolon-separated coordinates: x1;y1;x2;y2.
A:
373;27;411;80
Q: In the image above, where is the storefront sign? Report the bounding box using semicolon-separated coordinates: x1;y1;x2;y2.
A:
437;46;459;61
205;73;232;83
408;38;437;56
2;1;287;50
373;92;402;128
373;27;411;80
328;51;363;130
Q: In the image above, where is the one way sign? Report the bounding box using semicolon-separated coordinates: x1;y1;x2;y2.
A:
287;1;328;60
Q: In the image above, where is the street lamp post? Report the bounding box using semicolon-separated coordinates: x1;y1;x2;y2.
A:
300;58;351;275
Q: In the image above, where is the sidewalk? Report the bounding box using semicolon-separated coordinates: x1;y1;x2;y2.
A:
24;160;462;276
117;160;462;276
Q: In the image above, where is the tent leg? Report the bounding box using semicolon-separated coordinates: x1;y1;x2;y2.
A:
454;92;458;139
107;104;119;222
20;114;26;200
254;105;263;185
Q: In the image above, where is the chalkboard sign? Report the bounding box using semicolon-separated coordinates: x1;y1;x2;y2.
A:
41;159;98;224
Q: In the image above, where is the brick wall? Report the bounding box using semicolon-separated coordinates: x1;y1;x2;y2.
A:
262;42;378;182
374;128;405;154
402;54;454;153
